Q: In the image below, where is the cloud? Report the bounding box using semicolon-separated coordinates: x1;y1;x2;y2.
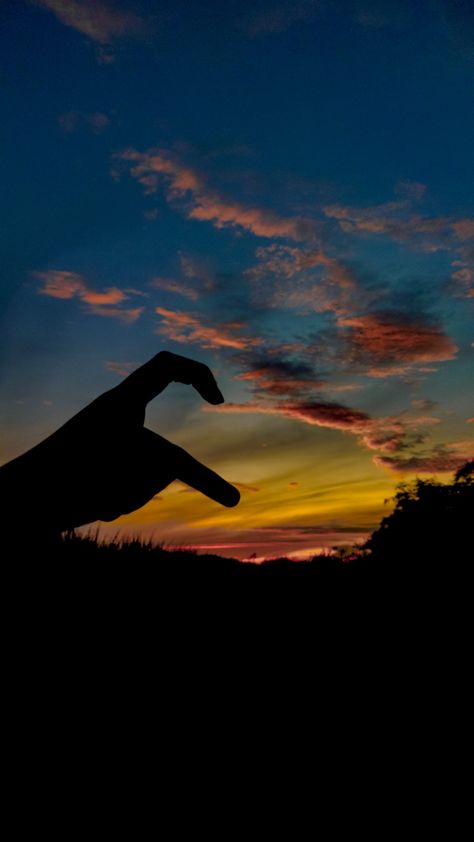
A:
155;307;263;350
35;270;143;321
324;200;474;253
35;270;84;299
86;305;143;322
188;197;312;240
104;360;137;377
374;442;473;474
206;396;445;470
34;0;144;43
395;180;427;201
81;288;127;305
116;147;315;241
337;312;458;375
450;247;474;298
246;244;359;315
58;111;111;134
207;399;375;433
233;352;326;397
151;277;200;301
451;220;474;241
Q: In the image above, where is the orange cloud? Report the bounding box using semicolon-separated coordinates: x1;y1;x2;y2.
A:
35;270;85;299
451;220;474;241
155;307;263;350
206;398;444;470
374;444;473;474
104;361;137;377
35;0;144;43
324;200;474;252
207;399;374;434
233;353;326;397
35;270;142;321
246;244;359;315
188;197;311;240
87;305;143;322
337;312;458;374
117;147;314;241
151;277;200;301
81;288;127;305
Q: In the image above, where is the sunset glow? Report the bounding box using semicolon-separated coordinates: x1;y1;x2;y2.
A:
1;1;472;559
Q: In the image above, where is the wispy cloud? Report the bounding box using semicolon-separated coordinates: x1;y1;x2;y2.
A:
155;307;263;350
205;397;444;471
34;0;145;43
395;180;427;201
233;352;326;397
324;200;474;252
450;248;474;298
374;441;473;474
104;360;137;377
246;244;359;315
337;312;459;376
58;111;111;134
116;147;315;240
151;276;200;301
34;270;143;322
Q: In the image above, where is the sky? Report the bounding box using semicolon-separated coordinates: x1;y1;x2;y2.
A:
1;0;473;559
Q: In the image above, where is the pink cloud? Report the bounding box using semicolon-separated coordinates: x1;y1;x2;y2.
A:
104;361;137;377
35;270;85;299
35;0;144;43
155;307;263;350
235;367;326;397
81;288;127;305
324;201;474;252
206;399;374;434
451;219;474;241
116;147;314;241
151;277;200;301
206;398;446;471
374;444;474;474
395;180;427;201
337;313;458;373
34;270;142;321
246;244;360;315
86;305;143;322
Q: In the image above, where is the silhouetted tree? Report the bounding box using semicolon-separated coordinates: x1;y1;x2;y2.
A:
365;460;473;564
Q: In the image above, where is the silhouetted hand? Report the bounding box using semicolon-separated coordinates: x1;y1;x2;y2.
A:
0;351;240;540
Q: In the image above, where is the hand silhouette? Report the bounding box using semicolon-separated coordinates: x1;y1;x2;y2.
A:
0;351;240;540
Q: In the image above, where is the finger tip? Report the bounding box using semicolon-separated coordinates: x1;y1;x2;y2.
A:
210;393;225;405
223;487;240;507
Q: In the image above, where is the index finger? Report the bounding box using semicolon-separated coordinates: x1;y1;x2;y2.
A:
174;448;241;508
116;350;225;407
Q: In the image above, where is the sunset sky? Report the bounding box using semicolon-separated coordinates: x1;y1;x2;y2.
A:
1;0;473;559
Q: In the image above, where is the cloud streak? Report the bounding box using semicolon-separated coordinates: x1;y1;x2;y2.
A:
324;200;474;252
337;312;459;376
35;0;144;43
35;270;143;322
155;307;263;350
205;396;445;473
116;147;315;240
246;244;360;315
